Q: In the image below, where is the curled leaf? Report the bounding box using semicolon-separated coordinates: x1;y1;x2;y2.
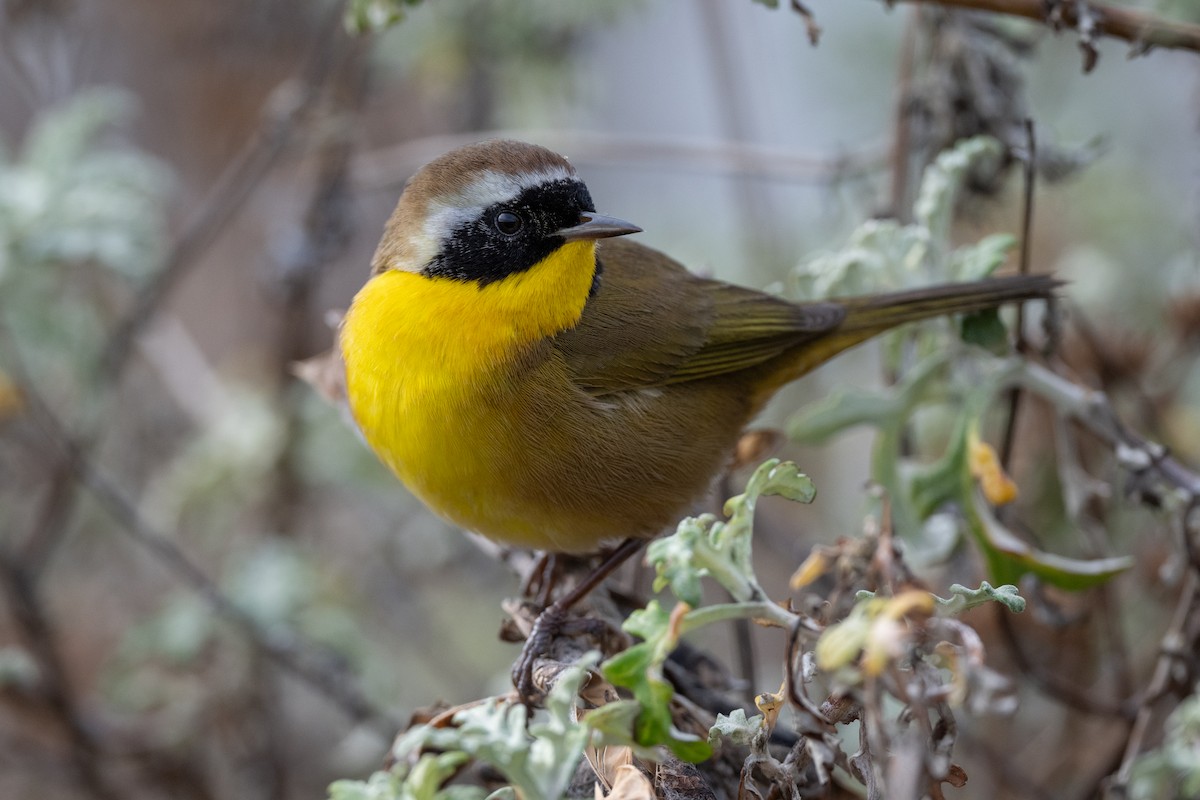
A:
754;681;787;730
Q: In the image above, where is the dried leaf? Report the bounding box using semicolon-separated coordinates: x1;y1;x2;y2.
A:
601;765;655;800
753;682;787;731
789;549;829;589
585;743;634;794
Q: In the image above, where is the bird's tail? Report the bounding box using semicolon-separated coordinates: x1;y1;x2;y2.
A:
763;274;1060;392
836;274;1060;335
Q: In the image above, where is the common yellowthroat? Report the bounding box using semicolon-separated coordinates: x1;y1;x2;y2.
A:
340;140;1054;555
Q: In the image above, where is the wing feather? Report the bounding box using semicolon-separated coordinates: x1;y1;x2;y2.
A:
552;239;844;394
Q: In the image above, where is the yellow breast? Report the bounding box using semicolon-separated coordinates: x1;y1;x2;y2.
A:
339;242;599;546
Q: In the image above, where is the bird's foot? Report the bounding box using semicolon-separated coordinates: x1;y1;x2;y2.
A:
511;602;567;705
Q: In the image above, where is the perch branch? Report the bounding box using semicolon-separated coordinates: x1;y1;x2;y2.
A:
889;0;1200;58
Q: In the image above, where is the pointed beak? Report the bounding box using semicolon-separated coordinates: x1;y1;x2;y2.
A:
555;212;642;242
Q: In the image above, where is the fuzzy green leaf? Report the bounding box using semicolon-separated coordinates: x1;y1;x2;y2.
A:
708;709;766;749
384;662;595;800
933;582;1026;615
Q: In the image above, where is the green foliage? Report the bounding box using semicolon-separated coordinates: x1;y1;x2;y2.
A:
591;460;816;761
707;708;766;750
331;660;596;800
959;308;1009;354
648;459;815;607
787;137;1132;590
935;581;1026;614
792;137;1018;376
793;137;1013;298
601;601;712;763
344;0;424;34
601;461;819;762
791;353;1133;587
856;581;1027;615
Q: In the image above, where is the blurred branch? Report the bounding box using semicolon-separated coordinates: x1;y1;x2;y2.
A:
0;552;118;800
101;1;353;377
351;130;888;192
993;605;1133;718
2;330;401;735
889;0;1200;61
1107;570;1200;796
989;352;1200;724
78;449;401;734
1019;360;1200;508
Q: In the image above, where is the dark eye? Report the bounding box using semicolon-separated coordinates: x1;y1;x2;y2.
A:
494;210;523;236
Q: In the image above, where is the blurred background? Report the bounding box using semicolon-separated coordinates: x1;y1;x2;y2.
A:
1;1;1198;797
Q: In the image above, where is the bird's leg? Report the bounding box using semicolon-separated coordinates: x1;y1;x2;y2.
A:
518;551;561;606
513;536;647;704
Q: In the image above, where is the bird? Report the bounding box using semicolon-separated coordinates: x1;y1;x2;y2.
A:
339;139;1054;561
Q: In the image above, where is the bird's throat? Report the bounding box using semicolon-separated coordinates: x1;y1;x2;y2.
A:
474;239;599;341
339;239;600;531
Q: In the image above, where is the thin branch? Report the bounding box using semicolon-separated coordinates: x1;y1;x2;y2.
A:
1000;118;1037;470
889;0;1200;58
888;6;920;221
789;0;823;45
1019;360;1200;502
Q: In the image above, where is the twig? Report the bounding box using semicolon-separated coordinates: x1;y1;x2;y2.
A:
989;355;1200;721
888;0;1200;60
888;6;920;221
1000;118;1037;470
787;0;823;45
